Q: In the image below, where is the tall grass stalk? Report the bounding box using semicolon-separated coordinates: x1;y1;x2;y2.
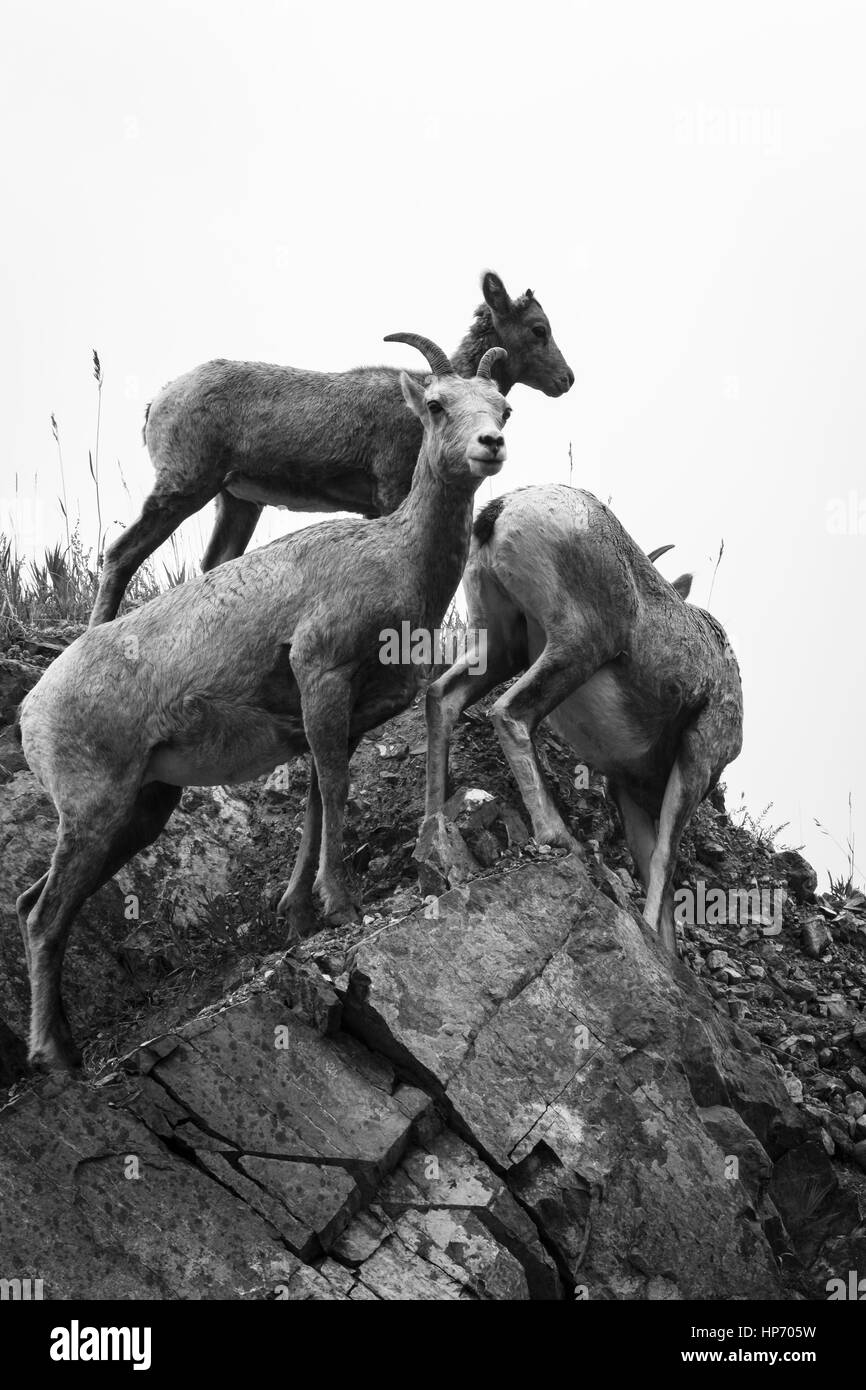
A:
89;349;104;570
50;413;70;553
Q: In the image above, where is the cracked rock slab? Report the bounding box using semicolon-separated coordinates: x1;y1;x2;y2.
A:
126;993;432;1260
345;851;792;1298
0;1079;339;1299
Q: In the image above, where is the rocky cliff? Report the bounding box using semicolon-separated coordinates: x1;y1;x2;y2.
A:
1;638;864;1299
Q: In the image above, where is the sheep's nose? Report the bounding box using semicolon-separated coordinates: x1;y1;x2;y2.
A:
565;367;575;388
478;433;504;452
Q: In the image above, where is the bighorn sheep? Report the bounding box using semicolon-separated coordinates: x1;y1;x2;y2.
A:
424;485;743;954
17;335;511;1071
88;272;570;626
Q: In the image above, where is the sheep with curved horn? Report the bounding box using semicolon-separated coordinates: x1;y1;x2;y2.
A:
16;334;511;1071
88;272;571;626
424;485;742;955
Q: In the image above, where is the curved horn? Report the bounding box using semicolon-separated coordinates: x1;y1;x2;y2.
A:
647;544;675;564
384;332;456;377
477;346;507;380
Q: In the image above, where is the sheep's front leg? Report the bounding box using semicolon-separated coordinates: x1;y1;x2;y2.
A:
297;669;359;926
277;763;323;938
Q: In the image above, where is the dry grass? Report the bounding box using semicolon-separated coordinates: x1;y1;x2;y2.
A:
2;347;194;642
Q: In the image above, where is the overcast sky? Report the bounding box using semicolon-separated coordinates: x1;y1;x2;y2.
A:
1;0;864;887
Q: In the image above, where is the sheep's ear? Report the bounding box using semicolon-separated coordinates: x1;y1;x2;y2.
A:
482;270;513;317
400;371;427;419
672;572;693;600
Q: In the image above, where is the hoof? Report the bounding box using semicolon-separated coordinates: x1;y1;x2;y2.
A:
29;1039;83;1073
275;885;318;942
314;873;361;927
323;902;361;928
535;823;581;853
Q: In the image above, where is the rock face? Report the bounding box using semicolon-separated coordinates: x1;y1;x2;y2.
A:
0;772;260;1048
345;852;802;1299
4;849;858;1300
1;658;865;1300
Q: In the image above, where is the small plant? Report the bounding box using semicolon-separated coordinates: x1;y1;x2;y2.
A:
816;793;862;894
732;794;789;851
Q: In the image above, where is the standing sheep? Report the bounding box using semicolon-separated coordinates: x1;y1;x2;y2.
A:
18;334;511;1070
424;485;744;954
89;272;571;625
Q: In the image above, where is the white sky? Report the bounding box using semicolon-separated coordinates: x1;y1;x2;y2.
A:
1;0;864;887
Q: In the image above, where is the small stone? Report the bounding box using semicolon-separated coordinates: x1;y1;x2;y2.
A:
263;764;292;799
845;1092;866;1120
746;964;766;980
500;805;531;848
854;1139;866;1173
811;1073;846;1099
375;741;409;761
782;1072;804;1104
699;839;727;864
706;950;729;972
469;829;502;869
412;813;480;897
758;941;782;960
772;849;817;903
801;918;831;959
443;786;493;820
717;966;742;984
819;996;850;1020
852;1019;866;1049
786;977;818;1004
601;867;631;909
819;1127;835;1156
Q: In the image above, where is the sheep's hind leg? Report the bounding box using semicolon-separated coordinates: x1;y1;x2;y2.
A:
643;722;717;955
425;645;523;819
606;781;656;891
276;764;323;938
201;492;263;571
16;874;48;973
490;643;605;851
89;484;218;626
21;782;181;1071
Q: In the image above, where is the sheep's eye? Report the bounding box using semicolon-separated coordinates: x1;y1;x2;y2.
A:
532;325;548;342
428;400;444;415
502;406;512;423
